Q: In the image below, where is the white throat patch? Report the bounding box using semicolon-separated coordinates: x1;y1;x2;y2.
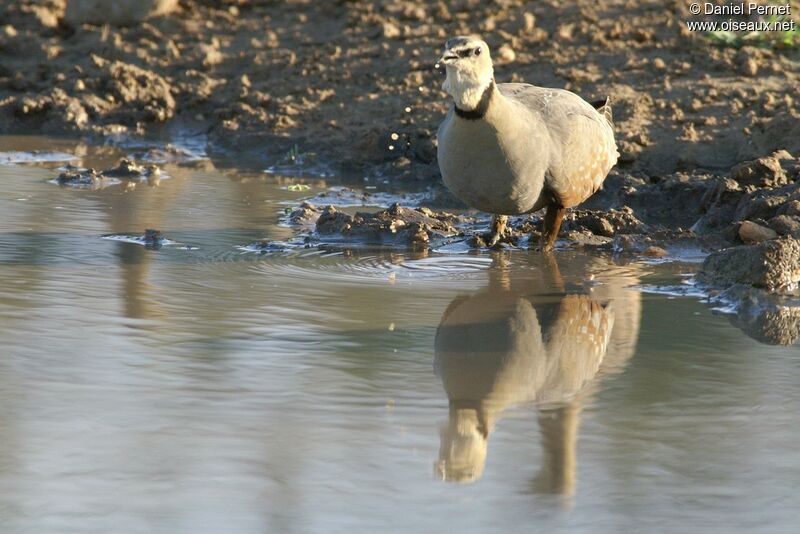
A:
442;63;494;111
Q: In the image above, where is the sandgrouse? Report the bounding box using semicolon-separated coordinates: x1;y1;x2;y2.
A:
436;36;618;250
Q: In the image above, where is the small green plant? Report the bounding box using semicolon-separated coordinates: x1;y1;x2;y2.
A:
279;144;318;167
286;143;301;163
706;15;800;49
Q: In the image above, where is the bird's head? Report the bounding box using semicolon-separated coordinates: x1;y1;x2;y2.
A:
438;36;493;111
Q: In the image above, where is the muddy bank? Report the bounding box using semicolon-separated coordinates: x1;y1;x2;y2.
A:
3;1;800;299
289;149;800;257
2;1;799;179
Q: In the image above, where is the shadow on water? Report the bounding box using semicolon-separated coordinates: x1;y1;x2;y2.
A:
434;253;641;494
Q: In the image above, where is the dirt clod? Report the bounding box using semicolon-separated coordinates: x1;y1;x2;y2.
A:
699;237;800;292
730;152;792;188
563;208;650;237
769;215;800;238
314;203;460;247
141;229;165;249
55;159;162;188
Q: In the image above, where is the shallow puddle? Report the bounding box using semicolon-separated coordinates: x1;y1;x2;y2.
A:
1;136;799;532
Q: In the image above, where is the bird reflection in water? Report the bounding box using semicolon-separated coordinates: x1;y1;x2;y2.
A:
434;254;640;494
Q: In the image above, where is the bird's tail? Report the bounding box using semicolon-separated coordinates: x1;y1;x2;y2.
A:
590;97;613;126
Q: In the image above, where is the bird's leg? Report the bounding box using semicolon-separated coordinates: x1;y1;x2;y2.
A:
486;214;508;246
540;204;565;252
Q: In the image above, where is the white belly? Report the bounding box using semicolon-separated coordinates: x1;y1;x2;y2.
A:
438;117;546;215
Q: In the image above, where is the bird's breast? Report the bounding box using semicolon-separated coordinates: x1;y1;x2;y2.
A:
438;113;547;215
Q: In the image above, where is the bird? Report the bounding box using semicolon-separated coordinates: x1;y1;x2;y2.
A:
436;36;618;251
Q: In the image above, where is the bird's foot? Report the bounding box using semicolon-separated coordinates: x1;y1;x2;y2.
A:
484;215;509;247
485;231;503;247
531;236;556;253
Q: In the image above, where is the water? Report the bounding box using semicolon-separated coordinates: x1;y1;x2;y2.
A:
1;136;799;533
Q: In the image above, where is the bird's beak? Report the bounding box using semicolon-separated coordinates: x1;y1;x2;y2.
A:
438;51;458;65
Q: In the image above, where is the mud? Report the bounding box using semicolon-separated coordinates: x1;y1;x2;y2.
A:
142;228;164;249
56;165;111;188
311;203;462;248
55;157;162;188
2;1;798;178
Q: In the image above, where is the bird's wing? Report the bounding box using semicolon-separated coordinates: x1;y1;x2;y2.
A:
499;84;618;207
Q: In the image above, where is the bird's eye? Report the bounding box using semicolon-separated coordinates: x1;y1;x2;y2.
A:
474;47;482;56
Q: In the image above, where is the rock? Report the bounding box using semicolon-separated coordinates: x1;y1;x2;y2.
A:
382;22;401;39
730;153;790;188
199;42;224;67
104;158;160;179
56;166;109;188
104;61;175;122
556;24;574;41
621;173;713;228
246;240;288;253
563;208;650;237
64;0;179;26
315;206;353;234
143;229;163;249
563;230;613;248
692;178;745;233
288;201;323;227
314;203;460;247
612;230;699;254
738;220;777;243
496;45;516;64
740;57;758;77
63;99;89;128
55;159;161;188
734;190;792;223
769;215;800;237
522;12;536;32
698;237;800;292
642;246;668;257
779;200;800;217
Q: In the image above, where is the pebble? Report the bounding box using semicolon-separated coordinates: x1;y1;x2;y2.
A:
642;246;668;257
739;220;777;244
382;22;401;39
497;44;516;64
741;57;758;77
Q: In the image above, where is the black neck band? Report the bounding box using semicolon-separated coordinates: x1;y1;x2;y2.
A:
454;82;494;120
